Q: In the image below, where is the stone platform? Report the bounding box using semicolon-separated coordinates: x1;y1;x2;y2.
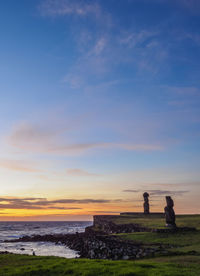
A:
93;215;151;233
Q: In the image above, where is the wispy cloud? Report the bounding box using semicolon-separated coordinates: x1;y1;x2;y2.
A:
0;197;121;210
123;189;141;193
169;86;200;96
0;204;80;210
131;0;200;12
91;37;107;56
119;30;158;49
39;0;200;84
64;29;167;88
117;144;163;151
39;1;171;88
7;122;100;155
146;182;200;187
148;190;189;196
166;86;200;109
39;0;101;17
177;32;200;46
67;168;99;176
7;122;163;155
0;159;41;173
8;122;57;150
63;35;109;89
177;0;200;13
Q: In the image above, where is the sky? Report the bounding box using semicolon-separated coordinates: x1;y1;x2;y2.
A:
0;0;200;221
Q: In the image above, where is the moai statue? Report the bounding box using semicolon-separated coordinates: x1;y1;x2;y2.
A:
143;192;150;214
164;196;176;228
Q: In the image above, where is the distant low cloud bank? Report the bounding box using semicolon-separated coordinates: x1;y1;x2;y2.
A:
0;197;122;210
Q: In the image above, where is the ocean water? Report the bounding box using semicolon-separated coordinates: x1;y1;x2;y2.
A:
0;221;92;258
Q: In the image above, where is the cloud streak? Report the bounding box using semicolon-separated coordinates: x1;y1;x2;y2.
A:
0;159;41;173
7;122;164;155
0;197;122;210
67;168;99;176
39;0;101;17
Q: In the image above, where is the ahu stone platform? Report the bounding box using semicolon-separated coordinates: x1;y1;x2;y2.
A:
93;215;152;234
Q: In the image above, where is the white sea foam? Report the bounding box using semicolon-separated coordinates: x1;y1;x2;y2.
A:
0;221;92;258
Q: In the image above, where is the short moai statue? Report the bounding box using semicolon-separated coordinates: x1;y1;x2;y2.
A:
164;196;176;228
143;192;150;214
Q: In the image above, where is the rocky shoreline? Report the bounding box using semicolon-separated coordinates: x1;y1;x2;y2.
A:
4;214;196;260
4;226;168;260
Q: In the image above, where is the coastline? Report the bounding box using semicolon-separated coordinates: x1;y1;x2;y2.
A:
0;214;200;275
3;221;168;260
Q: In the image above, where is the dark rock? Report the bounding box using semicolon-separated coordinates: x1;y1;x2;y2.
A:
5;231;161;260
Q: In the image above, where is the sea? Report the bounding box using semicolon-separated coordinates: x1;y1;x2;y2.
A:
0;221;92;258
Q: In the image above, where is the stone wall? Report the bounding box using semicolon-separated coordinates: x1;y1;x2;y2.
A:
93;215;150;233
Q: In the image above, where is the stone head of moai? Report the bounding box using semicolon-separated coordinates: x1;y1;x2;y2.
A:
166;196;174;208
143;192;149;201
143;192;150;214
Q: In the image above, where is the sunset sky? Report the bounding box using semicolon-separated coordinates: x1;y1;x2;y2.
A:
0;0;200;220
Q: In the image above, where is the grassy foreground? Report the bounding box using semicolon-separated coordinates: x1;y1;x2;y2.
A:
0;254;200;276
1;215;199;275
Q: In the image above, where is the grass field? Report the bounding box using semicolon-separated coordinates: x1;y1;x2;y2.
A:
0;254;200;276
113;214;200;230
1;214;200;275
116;214;200;255
118;230;200;254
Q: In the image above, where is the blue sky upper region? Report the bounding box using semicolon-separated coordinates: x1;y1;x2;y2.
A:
0;0;200;220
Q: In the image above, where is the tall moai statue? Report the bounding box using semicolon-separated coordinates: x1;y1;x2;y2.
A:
143;192;150;214
164;196;176;228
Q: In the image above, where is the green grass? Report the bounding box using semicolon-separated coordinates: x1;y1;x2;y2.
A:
115;214;200;256
118;230;200;254
113;215;200;230
0;254;200;276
